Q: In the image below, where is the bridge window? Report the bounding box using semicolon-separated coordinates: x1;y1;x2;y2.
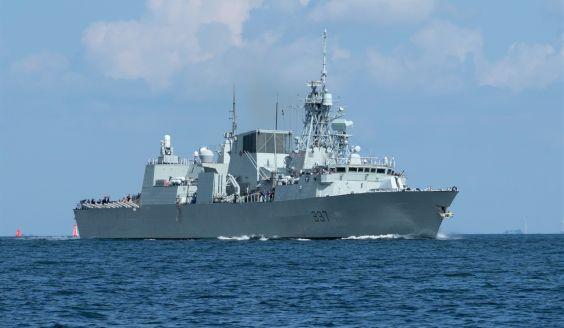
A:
336;167;346;172
377;168;385;174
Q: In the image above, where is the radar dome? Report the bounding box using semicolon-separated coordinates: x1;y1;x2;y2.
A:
349;153;362;165
199;147;214;163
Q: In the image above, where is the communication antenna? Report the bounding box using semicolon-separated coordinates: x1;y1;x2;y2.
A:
230;85;237;136
273;100;279;187
275;93;279;130
321;28;327;89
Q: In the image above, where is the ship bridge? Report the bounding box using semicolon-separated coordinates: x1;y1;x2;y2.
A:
228;129;292;191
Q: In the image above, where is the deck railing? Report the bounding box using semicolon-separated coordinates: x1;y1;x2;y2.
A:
147;158;191;165
78;201;140;210
334;156;395;167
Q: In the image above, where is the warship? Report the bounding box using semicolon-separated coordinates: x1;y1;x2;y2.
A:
74;31;458;239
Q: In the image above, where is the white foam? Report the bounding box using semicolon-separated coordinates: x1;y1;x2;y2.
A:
217;234;276;241
295;238;311;241
217;235;251;241
341;234;402;240
436;232;461;240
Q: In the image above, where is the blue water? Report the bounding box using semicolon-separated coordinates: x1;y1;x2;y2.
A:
1;235;562;327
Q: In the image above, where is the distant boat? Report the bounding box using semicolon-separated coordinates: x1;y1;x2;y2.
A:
503;229;523;235
15;229;22;238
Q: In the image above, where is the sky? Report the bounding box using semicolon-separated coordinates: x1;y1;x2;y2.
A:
0;0;562;235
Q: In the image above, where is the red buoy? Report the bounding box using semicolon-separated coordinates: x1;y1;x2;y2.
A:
15;229;22;238
72;224;79;238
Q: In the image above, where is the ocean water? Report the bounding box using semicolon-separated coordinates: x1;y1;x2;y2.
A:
1;235;562;327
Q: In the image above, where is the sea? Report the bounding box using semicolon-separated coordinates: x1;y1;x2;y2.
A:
1;234;562;327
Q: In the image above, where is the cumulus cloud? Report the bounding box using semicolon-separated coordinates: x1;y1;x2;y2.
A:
410;20;483;62
83;0;262;88
309;0;436;25
80;0;338;105
80;0;561;94
366;20;564;92
478;42;564;91
366;21;482;91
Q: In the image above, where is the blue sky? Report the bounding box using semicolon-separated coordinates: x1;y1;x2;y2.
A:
0;0;562;235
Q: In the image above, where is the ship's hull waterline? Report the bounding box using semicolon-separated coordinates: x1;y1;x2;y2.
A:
74;190;457;239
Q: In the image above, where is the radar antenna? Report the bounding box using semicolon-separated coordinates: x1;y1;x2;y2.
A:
275;93;279;130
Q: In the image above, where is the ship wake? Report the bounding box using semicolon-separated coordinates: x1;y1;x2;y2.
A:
217;235;271;241
343;233;460;240
341;234;404;240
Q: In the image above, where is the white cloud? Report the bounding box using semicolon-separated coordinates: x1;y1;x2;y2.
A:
410;20;483;62
366;21;563;92
11;52;69;75
83;0;262;88
9;51;81;87
366;21;482;91
366;50;409;85
309;0;436;24
80;1;562;95
332;46;351;60
478;42;564;91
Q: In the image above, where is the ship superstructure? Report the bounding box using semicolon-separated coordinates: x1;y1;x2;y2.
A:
74;31;457;239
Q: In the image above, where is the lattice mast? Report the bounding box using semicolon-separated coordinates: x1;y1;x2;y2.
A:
297;30;349;161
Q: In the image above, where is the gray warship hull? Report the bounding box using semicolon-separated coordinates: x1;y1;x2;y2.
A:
74;190;457;239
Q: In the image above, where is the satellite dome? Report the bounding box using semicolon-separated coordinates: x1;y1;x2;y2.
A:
349;153;362;165
198;147;214;163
